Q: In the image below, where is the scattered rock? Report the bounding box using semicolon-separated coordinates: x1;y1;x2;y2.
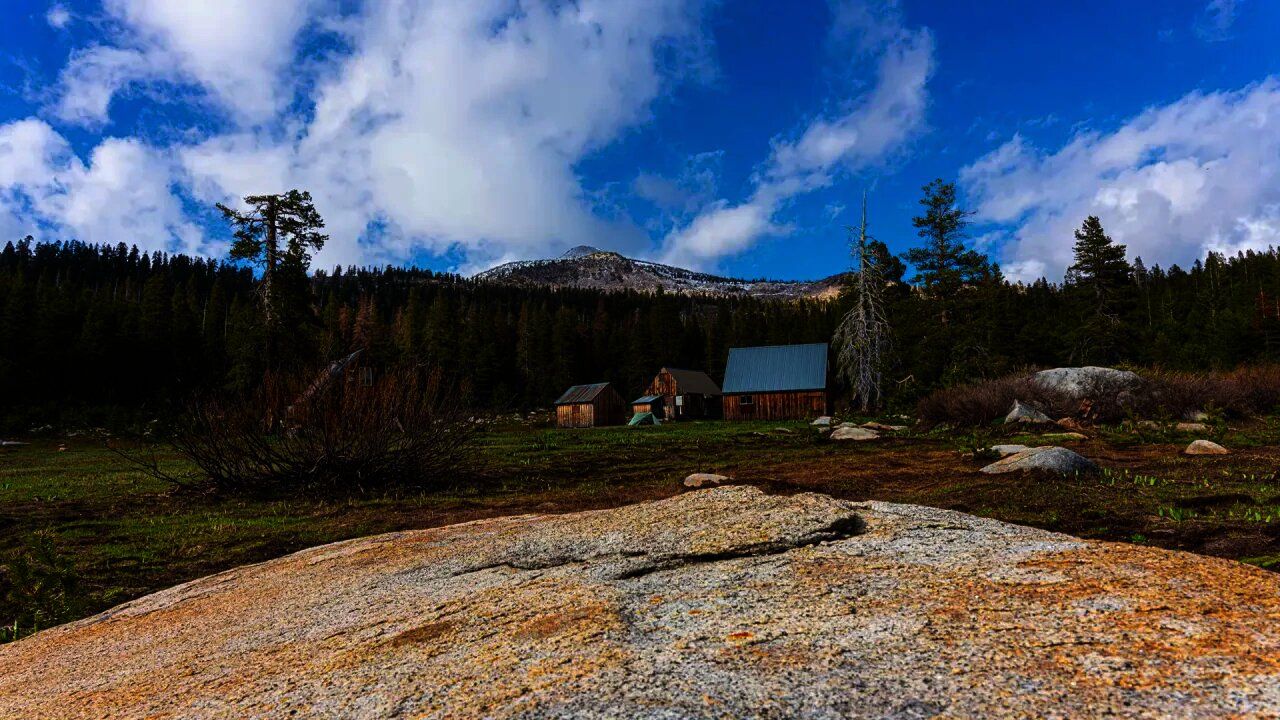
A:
831;426;880;441
682;473;730;488
1185;440;1229;456
5;487;1278;719
811;416;832;426
0;440;29;447
1185;410;1210;422
990;444;1031;457
1005;400;1052;425
981;446;1098;475
1055;417;1086;432
1032;366;1141;400
860;422;908;432
1176;422;1209;433
772;427;795;434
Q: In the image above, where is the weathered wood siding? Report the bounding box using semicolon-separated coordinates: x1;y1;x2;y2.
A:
723;391;827;421
557;386;626;428
556;404;594;428
644;369;721;421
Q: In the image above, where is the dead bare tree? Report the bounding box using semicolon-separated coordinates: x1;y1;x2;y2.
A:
834;191;891;413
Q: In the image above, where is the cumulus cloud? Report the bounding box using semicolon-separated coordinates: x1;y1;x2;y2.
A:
52;0;316;127
659;2;932;269
961;79;1280;283
177;0;709;269
0;119;206;254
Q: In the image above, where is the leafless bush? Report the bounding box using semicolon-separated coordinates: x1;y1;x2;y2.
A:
918;365;1280;428
917;373;1071;428
138;366;479;497
1141;366;1280;419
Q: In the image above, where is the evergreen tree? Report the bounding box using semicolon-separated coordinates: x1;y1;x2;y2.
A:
904;179;992;302
1066;216;1131;308
217;190;328;367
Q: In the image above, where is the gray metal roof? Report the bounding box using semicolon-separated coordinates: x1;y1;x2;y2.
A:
662;368;722;396
554;382;612;405
721;343;828;393
633;395;662;403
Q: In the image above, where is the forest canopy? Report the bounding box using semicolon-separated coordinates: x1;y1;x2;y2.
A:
3;224;1280;431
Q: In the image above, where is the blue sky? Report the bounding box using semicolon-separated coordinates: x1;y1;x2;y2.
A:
1;0;1278;282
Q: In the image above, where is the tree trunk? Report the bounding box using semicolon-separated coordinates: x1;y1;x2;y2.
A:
264;196;279;368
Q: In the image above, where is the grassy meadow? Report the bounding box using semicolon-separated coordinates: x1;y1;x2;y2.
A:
3;416;1280;641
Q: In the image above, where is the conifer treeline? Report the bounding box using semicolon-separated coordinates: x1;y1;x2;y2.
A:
3;234;1280;429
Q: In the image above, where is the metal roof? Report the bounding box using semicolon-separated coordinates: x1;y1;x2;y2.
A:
554;382;613;405
633;395;661;403
721;343;829;394
662;367;722;396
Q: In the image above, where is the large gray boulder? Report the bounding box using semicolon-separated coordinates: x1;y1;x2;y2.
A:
1033;366;1140;400
3;487;1277;719
981;446;1099;475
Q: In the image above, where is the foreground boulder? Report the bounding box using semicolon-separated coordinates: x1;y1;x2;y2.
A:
981;446;1098;475
3;487;1278;719
1033;366;1141;400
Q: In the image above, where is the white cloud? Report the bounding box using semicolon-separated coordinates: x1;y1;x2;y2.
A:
52;0;316;127
177;0;709;269
46;4;72;29
52;46;159;126
0;119;206;255
961;79;1280;282
659;2;932;269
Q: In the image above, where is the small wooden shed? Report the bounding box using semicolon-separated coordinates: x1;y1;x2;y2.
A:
631;394;665;418
721;343;829;421
554;383;627;428
643;368;722;421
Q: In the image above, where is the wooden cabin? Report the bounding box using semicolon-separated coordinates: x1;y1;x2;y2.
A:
721;343;829;421
643;368;723;421
554;383;627;428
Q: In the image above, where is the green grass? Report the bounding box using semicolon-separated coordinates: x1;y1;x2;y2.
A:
2;415;1279;642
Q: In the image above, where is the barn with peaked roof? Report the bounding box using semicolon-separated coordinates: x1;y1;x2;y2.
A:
553;382;627;428
721;343;829;421
642;367;722;421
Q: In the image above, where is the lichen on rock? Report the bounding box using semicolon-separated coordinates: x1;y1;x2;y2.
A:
2;486;1277;719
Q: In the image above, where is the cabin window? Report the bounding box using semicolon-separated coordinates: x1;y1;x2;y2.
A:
740;395;754;406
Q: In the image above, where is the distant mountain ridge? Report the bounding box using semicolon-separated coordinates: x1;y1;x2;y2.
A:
474;246;849;300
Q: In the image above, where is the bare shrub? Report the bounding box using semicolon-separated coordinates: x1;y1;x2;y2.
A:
919;365;1280;428
136;366;479;497
1141;366;1280;419
917;373;1071;428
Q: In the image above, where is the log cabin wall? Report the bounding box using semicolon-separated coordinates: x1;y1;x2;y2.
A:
722;390;828;421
